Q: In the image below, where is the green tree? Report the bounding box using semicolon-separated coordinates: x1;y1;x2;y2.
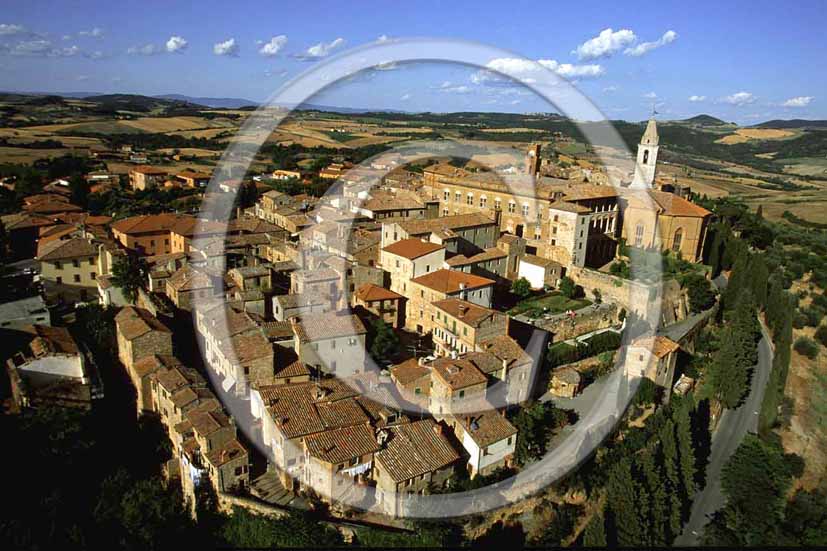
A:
69;174;90;209
582;509;607;547
559;276;576;299
369;318;399;363
219;507;343;548
511;277;532;298
681;272;716;313
814;325;827;348
110;254;148;304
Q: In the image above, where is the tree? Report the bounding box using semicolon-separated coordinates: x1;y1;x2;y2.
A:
69;174;90;209
793;336;819;359
706;325;750;408
559;276;576;299
509;401;567;465
219;508;343;548
369;318;399;363
814;325;827;348
510;277;532;298
110;254;148;304
582;509;607;547
681;272;716;313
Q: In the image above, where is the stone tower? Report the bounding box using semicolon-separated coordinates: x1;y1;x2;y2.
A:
631;118;659;188
526;143;542;177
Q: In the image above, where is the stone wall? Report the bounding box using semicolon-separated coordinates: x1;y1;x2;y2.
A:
539;303;619;343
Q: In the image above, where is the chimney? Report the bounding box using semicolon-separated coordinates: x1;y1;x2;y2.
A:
458;303;468;318
432;423;443;436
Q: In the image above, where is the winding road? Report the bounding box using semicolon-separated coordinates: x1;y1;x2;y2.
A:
674;321;774;546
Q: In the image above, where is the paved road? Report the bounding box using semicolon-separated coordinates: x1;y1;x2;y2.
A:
674;321;773;546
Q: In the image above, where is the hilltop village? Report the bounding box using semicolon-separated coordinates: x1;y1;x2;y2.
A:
1;119;718;523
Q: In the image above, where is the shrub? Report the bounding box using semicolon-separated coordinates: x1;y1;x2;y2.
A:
793;337;819;360
814;325;827;348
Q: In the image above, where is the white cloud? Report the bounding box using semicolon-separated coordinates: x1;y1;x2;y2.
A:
296;37;345;60
377;34;389;42
688;95;706;102
213;38;239;57
0;23;26;36
75;75;89;81
79;27;103;38
624;30;678;57
573;28;636;60
84;50;105;60
782;96;814;108
721;91;756;106
3;39;80;57
439;81;470;94
400;93;411;101
472;57;604;86
603;85;618;93
165;35;187;53
643;91;658;99
258;35;287;57
127;43;163;56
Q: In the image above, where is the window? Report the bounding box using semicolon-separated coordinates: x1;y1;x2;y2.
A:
73;274;81;283
54;261;62;270
331;340;336;349
459;390;465;398
553;214;559;222
56;276;62;284
634;223;645;247
426;265;430;273
508;202;515;213
455;192;461;202
672;228;683;252
90;272;96;280
534;227;542;240
395;259;400;268
643;149;650;165
466;193;473;205
494;198;501;211
443;189;450;201
479;196;487;208
72;259;79;268
443;208;449;216
521;204;530;217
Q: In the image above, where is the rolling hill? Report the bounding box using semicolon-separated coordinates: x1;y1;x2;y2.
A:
753;119;827;129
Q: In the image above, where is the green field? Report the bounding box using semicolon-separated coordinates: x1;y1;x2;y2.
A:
508;292;590;317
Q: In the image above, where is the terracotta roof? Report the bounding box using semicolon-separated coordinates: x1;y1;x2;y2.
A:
410;269;495;294
432;298;501;328
304;424;380;465
170;217;227;238
444;247;507;267
19;324;79;356
259;380;362;439
634;335;681;358
390;358;431;385
130;166;169;175
454;409;517;448
478;335;532;369
111;213;192;235
176;169;212;180
382;238;444;260
133;354;181;378
519;254;561;268
649;190;712;218
115;306;172;340
205;438;247;468
396;212;496;236
354;283;404;303
291;313;367;343
431;357;487;390
553;366;581;384
187;408;231;438
37;236;97;261
166;265;215;292
374;419;460;482
548;200;591;214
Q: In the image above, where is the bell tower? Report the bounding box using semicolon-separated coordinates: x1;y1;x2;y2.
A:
631;117;659;188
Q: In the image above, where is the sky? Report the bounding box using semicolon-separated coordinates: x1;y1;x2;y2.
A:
0;0;824;123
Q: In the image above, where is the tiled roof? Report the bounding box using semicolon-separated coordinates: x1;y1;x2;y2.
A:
354;283;404;303
133;354;181;378
410;269;495;294
431;357;487;390
205;438;247;468
291;313;367;343
374;419;460;483
382;238;443;260
396;212;496;236
111;213;192;235
519;254;561;268
304;424;380;465
432;298;501;328
20;324;79;356
633;335;681;358
444;247;507;267
649;190;712;218
454;409;517;448
166;265;215;292
548;200;591;214
258;380;363;439
390;358;431;385
37;236;97;261
130;166;169;175
115;306;172;340
478;335;532;369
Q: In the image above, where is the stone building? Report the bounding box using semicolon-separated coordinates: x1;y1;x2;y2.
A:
37;236;100;304
405;269;495;334
431;298;508;357
352;283;406;328
115;306;173;412
380;238;445;296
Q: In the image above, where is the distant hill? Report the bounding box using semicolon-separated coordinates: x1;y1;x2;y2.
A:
752;119;827;130
155;94;258;109
81;94;206;114
677;114;729;127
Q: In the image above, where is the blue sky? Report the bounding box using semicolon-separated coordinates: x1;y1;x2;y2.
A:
0;0;824;123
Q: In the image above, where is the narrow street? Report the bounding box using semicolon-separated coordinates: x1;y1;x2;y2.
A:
674;321;773;545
